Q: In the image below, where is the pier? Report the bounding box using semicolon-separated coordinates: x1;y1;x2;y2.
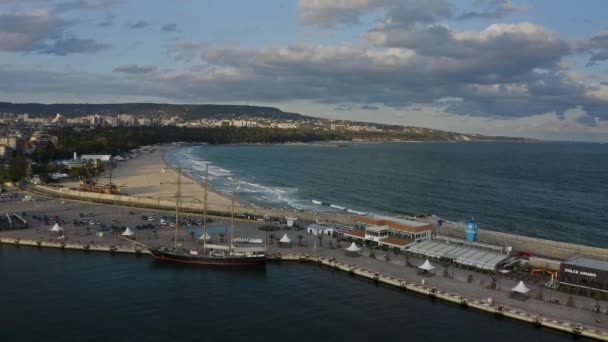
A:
2;232;608;340
3;186;608;340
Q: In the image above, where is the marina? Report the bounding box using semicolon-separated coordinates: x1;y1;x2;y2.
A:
2;182;608;340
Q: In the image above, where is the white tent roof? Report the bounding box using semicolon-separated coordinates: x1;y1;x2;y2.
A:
199;232;212;240
279;234;291;243
121;227;135;236
50;223;63;232
345;242;361;252
510;281;531;294
418;259;436;271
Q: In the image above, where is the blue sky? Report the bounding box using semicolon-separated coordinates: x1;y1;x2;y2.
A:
1;0;608;141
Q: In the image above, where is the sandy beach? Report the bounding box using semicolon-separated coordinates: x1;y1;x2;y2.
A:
64;147;235;207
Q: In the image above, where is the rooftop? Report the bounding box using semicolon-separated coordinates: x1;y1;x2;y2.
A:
564;258;608;272
365;225;390;233
357;214;432;233
379;236;410;247
343;229;365;238
307;224;334;230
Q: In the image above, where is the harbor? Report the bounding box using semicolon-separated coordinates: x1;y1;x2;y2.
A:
2;183;608;341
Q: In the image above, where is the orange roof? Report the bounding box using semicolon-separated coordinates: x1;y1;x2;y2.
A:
357;216;432;233
343;230;365;238
379;236;411;247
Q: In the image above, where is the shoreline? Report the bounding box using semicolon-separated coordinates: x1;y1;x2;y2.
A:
161;146;239;205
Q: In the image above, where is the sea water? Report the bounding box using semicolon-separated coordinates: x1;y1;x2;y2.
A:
166;142;608;247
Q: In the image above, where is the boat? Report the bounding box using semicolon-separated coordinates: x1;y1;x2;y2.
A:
148;165;266;266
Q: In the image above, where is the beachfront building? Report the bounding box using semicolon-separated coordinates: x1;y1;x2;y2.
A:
80;154;112;163
307;224;335;236
357;215;433;241
342;214;433;250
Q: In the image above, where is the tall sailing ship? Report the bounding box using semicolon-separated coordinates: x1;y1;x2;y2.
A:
149;165;266;266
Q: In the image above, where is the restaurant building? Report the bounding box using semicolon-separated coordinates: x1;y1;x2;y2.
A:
560;257;608;292
342;214;433;250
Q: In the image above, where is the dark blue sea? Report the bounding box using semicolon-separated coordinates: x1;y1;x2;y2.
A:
167;142;608;247
0;245;587;342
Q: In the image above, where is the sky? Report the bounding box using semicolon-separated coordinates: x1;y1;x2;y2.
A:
1;0;608;141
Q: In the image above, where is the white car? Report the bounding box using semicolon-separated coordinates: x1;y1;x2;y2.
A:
160;219;166;225
148;217;154;222
89;220;95;226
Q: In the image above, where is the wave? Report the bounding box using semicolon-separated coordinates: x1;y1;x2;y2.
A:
347;209;368;216
167;145;360;213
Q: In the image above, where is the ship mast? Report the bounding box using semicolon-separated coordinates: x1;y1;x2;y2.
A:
174;168;182;250
160;166;193;251
230;178;235;255
202;164;208;254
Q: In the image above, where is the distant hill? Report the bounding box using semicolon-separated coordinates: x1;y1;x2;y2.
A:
0;101;537;142
0;102;308;120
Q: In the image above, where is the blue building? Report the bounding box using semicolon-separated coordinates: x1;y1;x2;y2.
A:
466;219;478;241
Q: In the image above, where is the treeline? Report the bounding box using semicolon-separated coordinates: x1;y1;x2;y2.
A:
47;126;461;158
50;126;350;157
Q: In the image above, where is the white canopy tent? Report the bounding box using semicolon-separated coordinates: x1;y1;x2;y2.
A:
345;242;362;252
121;227;135;237
278;234;292;248
418;259;436;272
199;232;212;240
50;223;63;233
510;281;531;294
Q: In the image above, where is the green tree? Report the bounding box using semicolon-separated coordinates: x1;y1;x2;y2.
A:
7;157;27;182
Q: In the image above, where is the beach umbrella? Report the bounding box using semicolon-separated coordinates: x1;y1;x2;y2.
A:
50;223;63;233
279;234;291;244
121;227;135;237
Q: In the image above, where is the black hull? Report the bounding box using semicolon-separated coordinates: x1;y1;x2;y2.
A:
149;249;266;266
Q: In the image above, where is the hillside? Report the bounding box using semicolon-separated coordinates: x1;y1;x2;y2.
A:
0;101;536;142
0;102;307;120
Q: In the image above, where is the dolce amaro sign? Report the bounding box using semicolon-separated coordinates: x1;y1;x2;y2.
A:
565;268;597;278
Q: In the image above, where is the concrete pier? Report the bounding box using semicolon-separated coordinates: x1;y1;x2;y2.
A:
270;253;608;341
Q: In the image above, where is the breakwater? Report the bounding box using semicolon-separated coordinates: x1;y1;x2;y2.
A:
433;220;608;262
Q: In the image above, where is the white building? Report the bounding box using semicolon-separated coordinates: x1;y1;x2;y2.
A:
307;224;336;236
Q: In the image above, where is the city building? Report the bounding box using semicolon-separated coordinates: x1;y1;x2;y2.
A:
0;144;9;163
0;135;18;150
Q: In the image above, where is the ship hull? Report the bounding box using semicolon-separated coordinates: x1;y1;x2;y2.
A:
149;249;266;266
